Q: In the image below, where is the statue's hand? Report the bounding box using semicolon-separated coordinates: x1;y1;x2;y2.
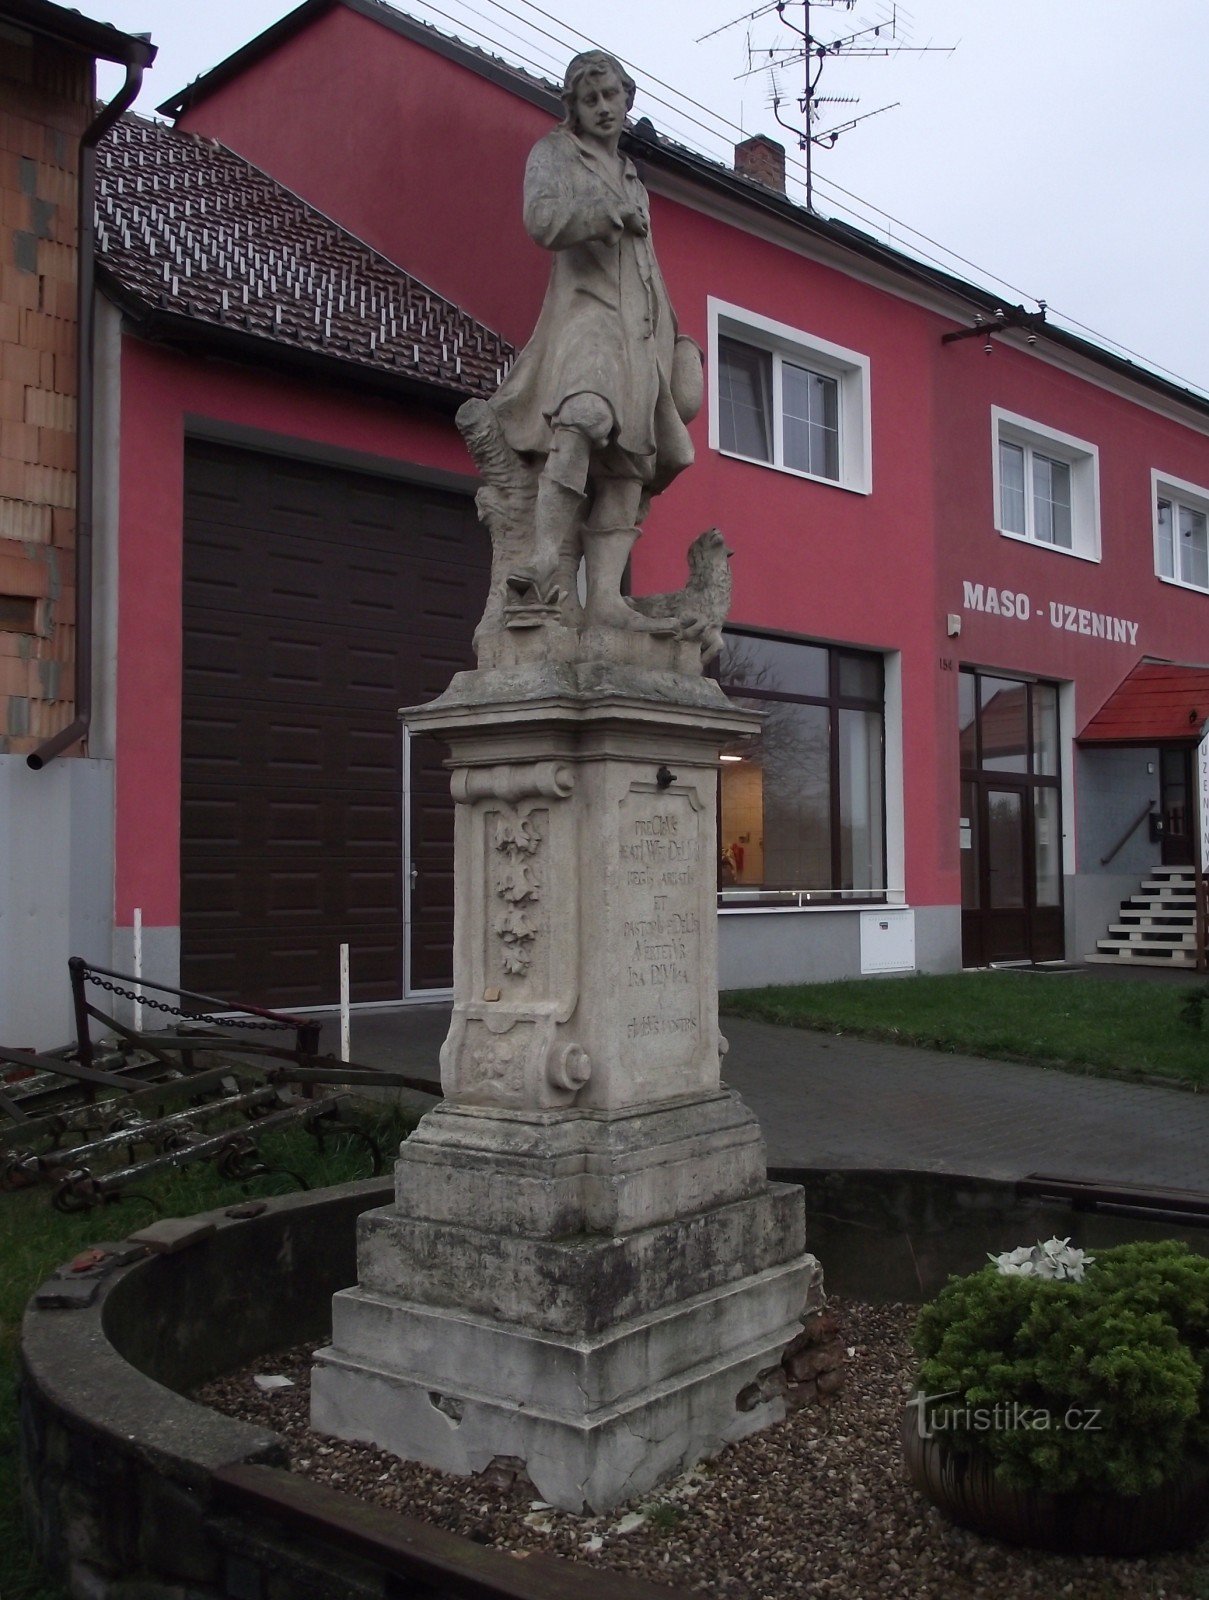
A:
620;205;649;237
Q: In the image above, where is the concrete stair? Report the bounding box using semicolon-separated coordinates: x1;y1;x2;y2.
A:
1087;866;1202;968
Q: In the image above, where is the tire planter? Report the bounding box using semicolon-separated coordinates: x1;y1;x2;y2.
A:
902;1407;1209;1557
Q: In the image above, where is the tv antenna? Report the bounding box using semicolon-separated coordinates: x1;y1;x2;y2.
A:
700;1;955;211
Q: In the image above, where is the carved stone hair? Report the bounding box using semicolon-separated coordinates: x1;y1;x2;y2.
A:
560;50;637;127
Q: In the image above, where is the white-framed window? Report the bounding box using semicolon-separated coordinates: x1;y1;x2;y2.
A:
991;408;1100;562
716;631;886;903
708;297;871;494
1152;470;1209;594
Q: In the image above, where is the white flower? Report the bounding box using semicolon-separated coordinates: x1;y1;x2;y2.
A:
990;1245;1035;1272
990;1237;1094;1282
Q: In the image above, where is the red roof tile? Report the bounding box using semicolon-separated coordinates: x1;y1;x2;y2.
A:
95;115;513;400
1078;661;1209;744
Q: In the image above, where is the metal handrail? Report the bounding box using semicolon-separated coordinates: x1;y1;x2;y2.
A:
1100;801;1155;866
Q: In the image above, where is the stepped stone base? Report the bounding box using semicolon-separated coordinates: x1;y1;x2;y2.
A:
312;1252;819;1512
312;1091;817;1511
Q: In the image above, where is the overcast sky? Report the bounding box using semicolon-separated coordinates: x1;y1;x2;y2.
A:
79;0;1209;397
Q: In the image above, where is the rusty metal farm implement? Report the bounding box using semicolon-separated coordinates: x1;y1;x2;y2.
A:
0;958;436;1211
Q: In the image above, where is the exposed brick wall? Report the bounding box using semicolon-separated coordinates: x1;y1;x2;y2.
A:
0;25;90;755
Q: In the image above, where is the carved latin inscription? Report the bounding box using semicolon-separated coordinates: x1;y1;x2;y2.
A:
618;791;702;1068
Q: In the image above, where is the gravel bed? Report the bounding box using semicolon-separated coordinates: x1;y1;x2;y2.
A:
196;1301;1209;1599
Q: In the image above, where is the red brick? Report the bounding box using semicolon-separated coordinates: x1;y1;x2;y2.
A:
24;387;72;429
1;420;39;463
0;341;39;384
0;186;29;227
37;425;73;471
27;388;73;432
24;463;74;507
39;240;74;281
0;377;23;422
785;1342;845;1383
0;267;39;311
39;167;75;209
50;349;74;391
19;308;56;351
0;458;23;498
0;548;48;597
0;304;17;343
0;497;51;542
0;656;35;695
42;275;77;320
50;619;74;659
6;112;39;155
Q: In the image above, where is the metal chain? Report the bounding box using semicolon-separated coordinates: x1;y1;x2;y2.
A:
82;972;291;1032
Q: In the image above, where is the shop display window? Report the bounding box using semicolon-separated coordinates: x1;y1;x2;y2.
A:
716;630;885;903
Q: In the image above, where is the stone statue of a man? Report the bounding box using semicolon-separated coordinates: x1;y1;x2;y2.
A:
490;49;703;630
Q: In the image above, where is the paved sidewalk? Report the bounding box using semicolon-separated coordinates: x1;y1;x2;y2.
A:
318;1001;1209;1194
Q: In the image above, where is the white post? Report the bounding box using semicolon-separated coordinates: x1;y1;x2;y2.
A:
132;907;143;1032
339;942;351;1062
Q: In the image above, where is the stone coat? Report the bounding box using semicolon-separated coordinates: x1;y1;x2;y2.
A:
491;125;695;491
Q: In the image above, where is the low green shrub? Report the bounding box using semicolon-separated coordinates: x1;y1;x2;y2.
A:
911;1240;1209;1495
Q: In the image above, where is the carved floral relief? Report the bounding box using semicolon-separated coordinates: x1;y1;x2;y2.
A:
491;807;545;977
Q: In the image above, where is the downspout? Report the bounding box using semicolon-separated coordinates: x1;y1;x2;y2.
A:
27;48;152;769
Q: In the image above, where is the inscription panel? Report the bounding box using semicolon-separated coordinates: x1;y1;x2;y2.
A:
617;789;703;1076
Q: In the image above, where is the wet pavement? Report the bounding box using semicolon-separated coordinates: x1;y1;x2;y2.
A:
311;965;1209;1192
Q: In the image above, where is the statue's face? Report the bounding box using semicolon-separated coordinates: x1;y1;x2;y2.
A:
573;68;625;144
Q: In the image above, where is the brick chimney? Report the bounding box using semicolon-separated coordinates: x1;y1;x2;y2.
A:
734;134;786;195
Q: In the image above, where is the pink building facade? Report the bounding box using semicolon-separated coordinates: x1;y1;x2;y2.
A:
11;0;1208;1039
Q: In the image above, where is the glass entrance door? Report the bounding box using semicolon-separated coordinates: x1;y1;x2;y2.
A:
1160;747;1195;867
984;786;1027;961
959;671;1065;966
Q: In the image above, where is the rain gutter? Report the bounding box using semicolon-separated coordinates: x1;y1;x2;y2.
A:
28;35;155;769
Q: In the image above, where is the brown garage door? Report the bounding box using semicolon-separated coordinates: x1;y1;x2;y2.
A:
181;441;484;1008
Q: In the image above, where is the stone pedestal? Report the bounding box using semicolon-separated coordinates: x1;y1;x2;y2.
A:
311;662;819;1512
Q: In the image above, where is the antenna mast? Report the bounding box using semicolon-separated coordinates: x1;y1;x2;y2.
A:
703;1;955;211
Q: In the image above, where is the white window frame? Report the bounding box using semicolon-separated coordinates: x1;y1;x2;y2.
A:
708;297;872;495
991;407;1101;563
1152;469;1209;596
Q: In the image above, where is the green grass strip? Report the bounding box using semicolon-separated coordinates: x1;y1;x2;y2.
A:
722;972;1209;1088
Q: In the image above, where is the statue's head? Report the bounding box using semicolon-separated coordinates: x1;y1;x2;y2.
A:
561;50;636;133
